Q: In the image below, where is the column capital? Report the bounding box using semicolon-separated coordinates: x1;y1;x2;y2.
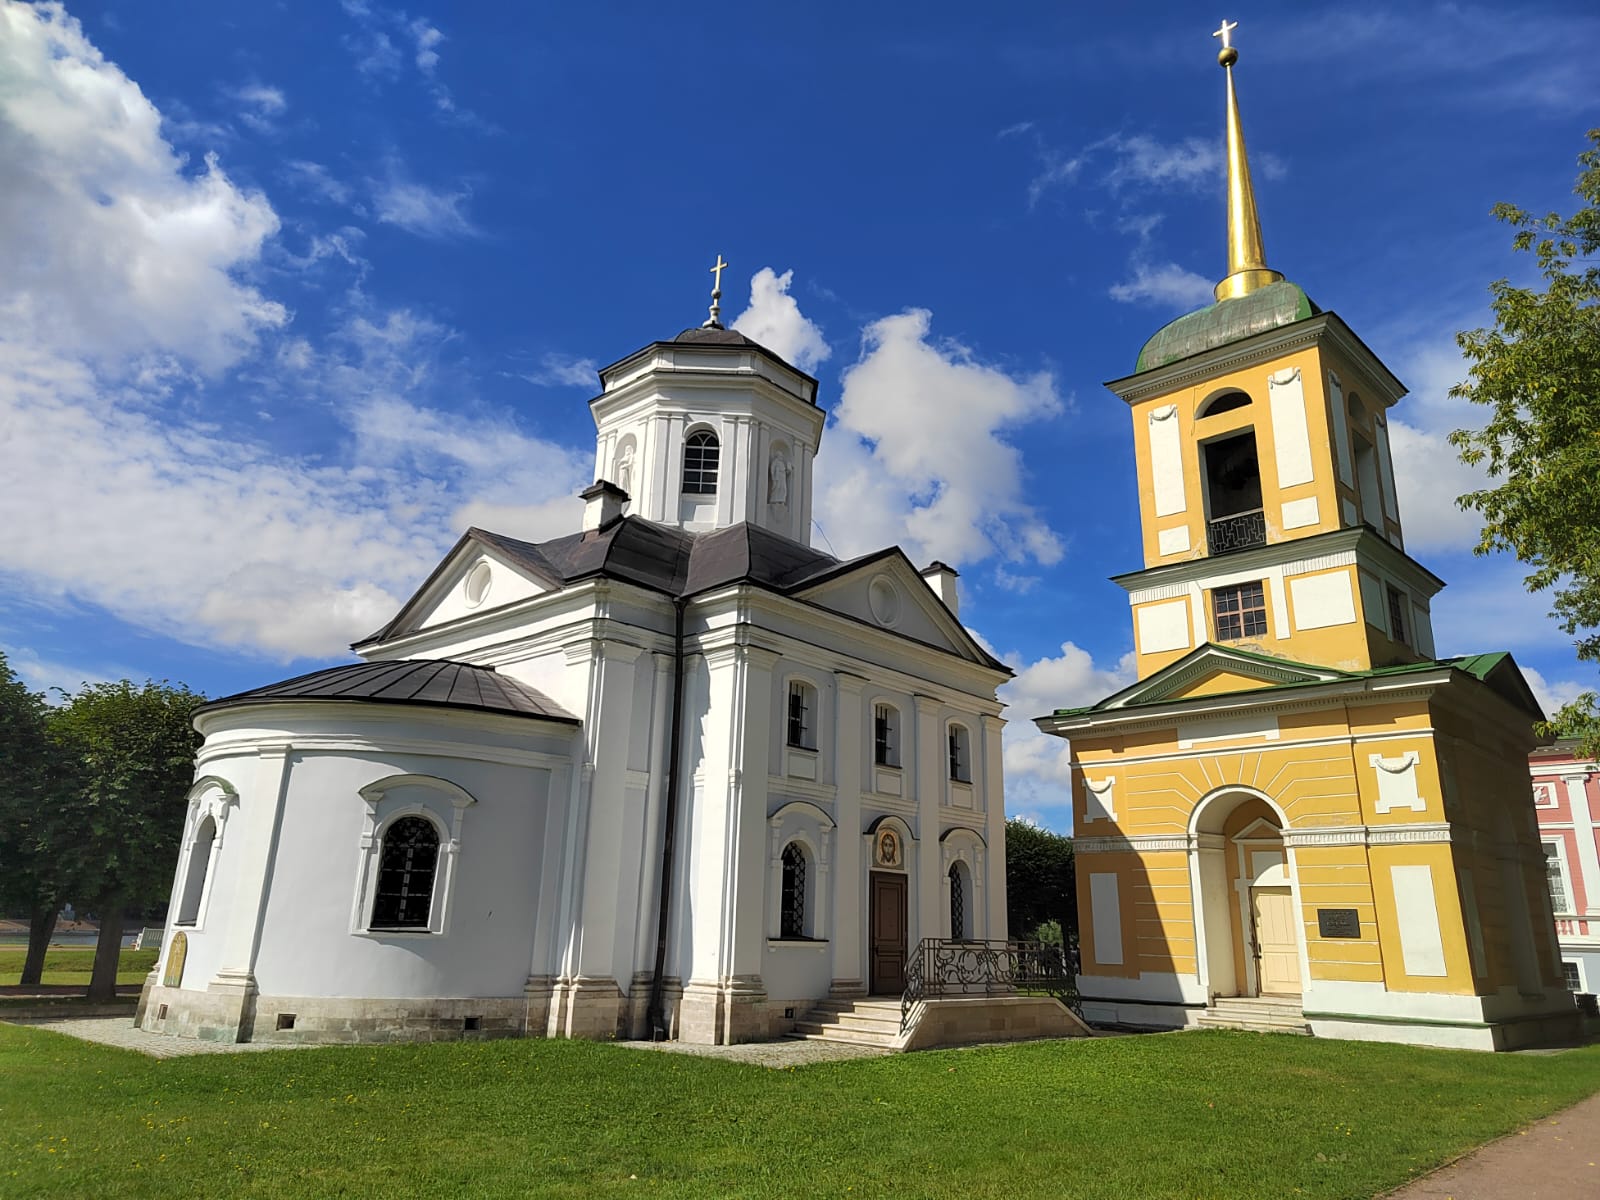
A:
833;670;868;695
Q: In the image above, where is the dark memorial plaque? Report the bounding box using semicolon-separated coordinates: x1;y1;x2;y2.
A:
1317;908;1360;939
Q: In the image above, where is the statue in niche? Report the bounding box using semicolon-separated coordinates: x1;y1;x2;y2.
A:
614;442;635;497
768;452;789;505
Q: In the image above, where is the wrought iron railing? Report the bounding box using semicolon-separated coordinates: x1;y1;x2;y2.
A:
1207;508;1267;555
900;938;1079;1032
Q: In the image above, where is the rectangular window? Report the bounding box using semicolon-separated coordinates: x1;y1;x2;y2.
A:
874;704;897;767
1563;961;1583;992
1387;585;1408;646
1545;842;1570;913
787;681;811;749
1212;581;1268;641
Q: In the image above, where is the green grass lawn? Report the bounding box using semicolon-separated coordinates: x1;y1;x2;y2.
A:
0;947;157;987
0;1027;1597;1199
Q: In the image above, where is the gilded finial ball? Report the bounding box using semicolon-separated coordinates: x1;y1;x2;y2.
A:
1218;45;1238;67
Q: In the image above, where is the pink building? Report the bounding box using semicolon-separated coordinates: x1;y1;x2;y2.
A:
1530;739;1600;996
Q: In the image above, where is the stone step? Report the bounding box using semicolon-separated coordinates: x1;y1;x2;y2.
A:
796;1017;902;1036
788;998;906;1048
787;1022;900;1047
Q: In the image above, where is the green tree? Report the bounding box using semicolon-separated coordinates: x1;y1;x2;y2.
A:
0;651;73;985
49;679;205;1001
1450;128;1600;754
1004;818;1076;945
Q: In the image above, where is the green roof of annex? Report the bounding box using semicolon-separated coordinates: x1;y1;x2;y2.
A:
1051;646;1523;719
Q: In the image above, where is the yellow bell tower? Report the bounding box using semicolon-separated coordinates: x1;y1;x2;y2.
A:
1036;21;1578;1052
1107;26;1437;680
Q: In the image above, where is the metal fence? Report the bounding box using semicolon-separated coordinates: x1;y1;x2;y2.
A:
901;938;1080;1032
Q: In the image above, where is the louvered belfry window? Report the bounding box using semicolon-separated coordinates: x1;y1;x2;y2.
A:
371;816;441;929
781;842;806;938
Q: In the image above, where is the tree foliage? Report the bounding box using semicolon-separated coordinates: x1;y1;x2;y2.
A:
0;651;74;984
1005;818;1076;943
1450;128;1600;751
48;679;205;999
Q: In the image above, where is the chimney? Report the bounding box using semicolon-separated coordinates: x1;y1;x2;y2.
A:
921;561;960;618
581;480;629;534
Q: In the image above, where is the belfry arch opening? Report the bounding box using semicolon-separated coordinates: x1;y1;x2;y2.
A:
1190;790;1301;1000
1202;430;1264;555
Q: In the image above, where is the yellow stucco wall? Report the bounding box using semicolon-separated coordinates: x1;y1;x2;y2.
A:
1071;684;1546;1000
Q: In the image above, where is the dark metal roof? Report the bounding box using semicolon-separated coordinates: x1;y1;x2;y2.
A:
671;326;765;347
359;519;1006;673
469;519;841;602
196;659;579;723
594;327;821;403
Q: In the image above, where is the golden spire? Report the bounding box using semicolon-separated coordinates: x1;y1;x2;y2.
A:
1212;20;1283;302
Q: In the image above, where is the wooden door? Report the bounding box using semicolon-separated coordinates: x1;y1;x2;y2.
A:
869;872;908;995
1252;887;1301;996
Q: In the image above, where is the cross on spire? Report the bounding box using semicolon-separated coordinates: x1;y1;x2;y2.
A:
703;253;729;329
1212;18;1237;49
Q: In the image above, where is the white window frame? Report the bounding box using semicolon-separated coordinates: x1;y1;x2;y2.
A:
1562;959;1586;993
947;722;972;783
873;702;901;769
1544;838;1575;916
170;775;238;934
787;678;817;751
766;802;834;944
350;774;476;938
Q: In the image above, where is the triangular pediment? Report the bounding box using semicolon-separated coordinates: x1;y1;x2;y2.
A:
789;550;1001;670
1097;643;1347;711
358;530;565;648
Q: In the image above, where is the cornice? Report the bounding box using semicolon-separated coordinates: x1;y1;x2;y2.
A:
1106;312;1406;406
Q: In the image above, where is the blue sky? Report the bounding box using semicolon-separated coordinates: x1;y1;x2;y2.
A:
1;0;1596;829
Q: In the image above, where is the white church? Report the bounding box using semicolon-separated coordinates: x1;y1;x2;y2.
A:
138;284;1079;1048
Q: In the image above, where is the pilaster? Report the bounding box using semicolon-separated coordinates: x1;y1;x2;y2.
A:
832;671;867;990
913;694;943;944
203;744;291;1040
981;713;1010;940
1563;773;1600;917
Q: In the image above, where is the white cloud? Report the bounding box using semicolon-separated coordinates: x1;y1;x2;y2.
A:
372;173;475;237
730;268;831;373
1521;665;1595;722
996;641;1136;822
1429;566;1573;659
0;2;285;374
229;83;287;134
0;10;587;663
510;353;599;389
0;641;131;701
285;159;356;208
814;309;1065;572
410;19;443;74
1101;134;1219;192
1109;259;1215;309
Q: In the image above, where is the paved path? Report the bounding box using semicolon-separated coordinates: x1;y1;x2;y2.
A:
615;1036;889;1068
1382;1090;1600;1199
3;1016;314;1058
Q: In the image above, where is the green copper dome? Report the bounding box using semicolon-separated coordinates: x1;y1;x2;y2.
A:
1134;280;1320;374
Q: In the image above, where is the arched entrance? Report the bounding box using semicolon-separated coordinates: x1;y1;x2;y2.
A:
1190;790;1303;1000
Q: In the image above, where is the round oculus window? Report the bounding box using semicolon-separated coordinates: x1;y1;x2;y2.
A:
463;561;493;608
868;575;901;626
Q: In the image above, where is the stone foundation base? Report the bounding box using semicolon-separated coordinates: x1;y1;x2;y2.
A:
139;984;533;1044
899;995;1092;1050
545;976;625;1040
677;976;803;1044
